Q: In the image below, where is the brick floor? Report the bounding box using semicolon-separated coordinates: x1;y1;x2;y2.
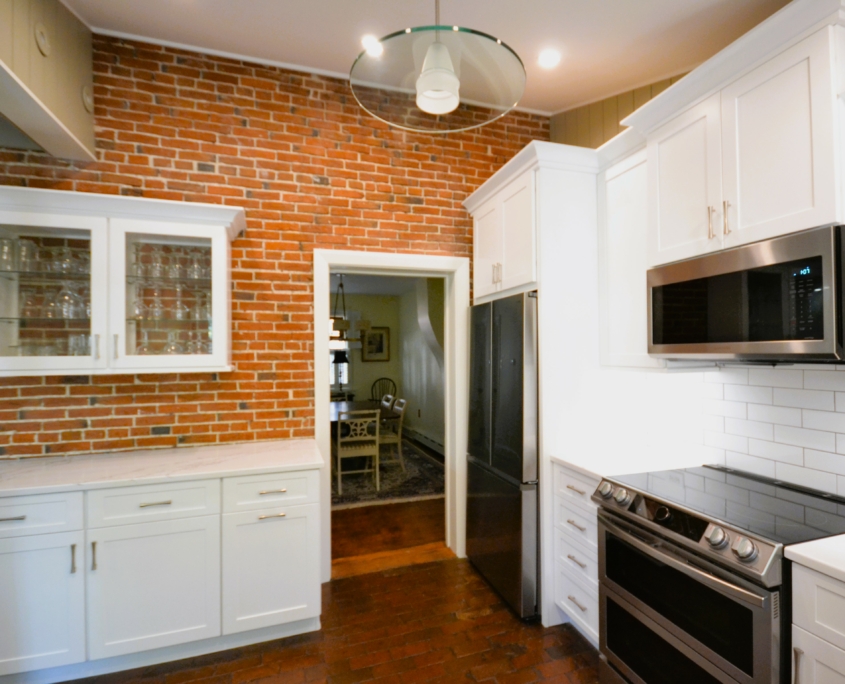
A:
73;559;599;684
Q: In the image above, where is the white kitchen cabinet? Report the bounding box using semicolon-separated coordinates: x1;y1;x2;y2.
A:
647;93;722;266
793;625;845;683
86;516;221;660
221;503;320;634
647;27;840;267
470;170;536;300
0;186;244;376
0;531;85;676
599;149;665;369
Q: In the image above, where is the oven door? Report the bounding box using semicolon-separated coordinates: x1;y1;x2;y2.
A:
598;512;781;684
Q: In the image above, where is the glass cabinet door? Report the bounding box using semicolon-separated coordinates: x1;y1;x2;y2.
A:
0;213;108;375
108;219;230;371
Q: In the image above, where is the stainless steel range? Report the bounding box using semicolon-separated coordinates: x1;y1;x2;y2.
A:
591;465;845;684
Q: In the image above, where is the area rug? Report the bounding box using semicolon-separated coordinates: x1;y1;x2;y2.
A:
331;439;445;507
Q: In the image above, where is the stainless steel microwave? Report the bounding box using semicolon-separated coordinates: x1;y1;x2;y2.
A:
647;226;845;361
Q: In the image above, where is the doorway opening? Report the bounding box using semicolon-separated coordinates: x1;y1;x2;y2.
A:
313;250;470;583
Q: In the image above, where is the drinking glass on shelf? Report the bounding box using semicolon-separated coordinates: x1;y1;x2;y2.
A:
162;330;184;355
186;331;201;354
148;286;165;320
170;283;190;321
135;330;154;355
75;283;91;318
54;247;76;275
56;282;82;319
187;249;204;279
68;334;90;356
131;243;146;277
41;289;60;318
18;240;38;272
149;245;165;279
19;289;39;319
0;239;16;271
167;248;184;279
75;250;90;275
192;292;210;322
130;281;148;320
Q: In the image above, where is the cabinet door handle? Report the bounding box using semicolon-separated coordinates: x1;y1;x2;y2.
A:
139;500;172;508
71;544;77;574
94;334;100;360
723;200;731;235
566;484;586;496
258;513;287;520
0;515;26;522
259;489;287;495
567;595;587;612
113;334;119;359
492;263;497;284
497;263;503;283
91;541;97;571
567;554;587;569
794;647;804;684
707;205;714;239
567;519;587;532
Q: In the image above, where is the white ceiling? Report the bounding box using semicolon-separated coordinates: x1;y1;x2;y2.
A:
63;0;791;115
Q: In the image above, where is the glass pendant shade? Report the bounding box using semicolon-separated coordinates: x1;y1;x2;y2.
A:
350;26;525;133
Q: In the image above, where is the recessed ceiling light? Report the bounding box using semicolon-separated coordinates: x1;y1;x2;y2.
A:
538;48;561;69
361;34;384;57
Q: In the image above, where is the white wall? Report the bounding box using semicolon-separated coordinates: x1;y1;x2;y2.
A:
342;294;402;400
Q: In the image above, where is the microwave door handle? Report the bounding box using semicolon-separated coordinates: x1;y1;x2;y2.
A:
601;516;765;608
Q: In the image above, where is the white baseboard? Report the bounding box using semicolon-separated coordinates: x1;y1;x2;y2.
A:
0;618;321;684
404;428;444;455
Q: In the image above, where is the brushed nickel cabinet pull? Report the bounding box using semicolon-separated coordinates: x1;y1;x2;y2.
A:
0;515;26;522
794;647;804;684
492;263;497;284
114;334;119;359
139;500;172;508
567;554;587;569
71;544;77;574
258;513;287;520
707;205;714;239
566;484;586;496
567;519;587;532
723;200;731;235
91;541;97;571
567;595;587;612
259;489;287;495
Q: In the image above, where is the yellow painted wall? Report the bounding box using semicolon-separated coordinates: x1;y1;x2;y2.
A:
343;294;402;400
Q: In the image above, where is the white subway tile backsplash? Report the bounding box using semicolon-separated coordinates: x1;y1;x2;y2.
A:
773;388;834;411
725;451;776;477
704;368;748;385
705;431;748;453
774;425;836;452
835;393;845;412
748;368;803;388
747;404;801;427
702;383;725;400
775;462;838;494
703;415;725;433
725;385;772;405
748;439;803;465
839;476;845;496
802;410;845;433
704;400;747;419
803;449;845;477
804;371;845;391
724;418;774;441
836;435;845;455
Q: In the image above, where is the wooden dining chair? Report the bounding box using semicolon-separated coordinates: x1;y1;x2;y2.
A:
371;377;397;401
380;394;395;411
334;410;380;494
379;398;406;472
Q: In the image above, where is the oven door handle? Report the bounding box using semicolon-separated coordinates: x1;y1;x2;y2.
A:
601;515;766;608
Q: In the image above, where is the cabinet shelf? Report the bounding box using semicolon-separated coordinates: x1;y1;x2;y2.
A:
125;276;211;287
0;317;90;324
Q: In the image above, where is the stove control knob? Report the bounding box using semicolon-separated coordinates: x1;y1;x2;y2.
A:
706;526;730;550
732;537;759;563
613;488;632;506
598;482;614;499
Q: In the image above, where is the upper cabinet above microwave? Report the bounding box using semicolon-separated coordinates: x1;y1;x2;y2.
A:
648;27;839;267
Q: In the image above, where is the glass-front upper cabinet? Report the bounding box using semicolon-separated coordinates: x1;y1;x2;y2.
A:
0;212;108;375
108;219;230;371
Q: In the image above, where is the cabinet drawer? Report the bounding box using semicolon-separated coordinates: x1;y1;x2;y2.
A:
0;492;83;539
555;528;598;588
86;480;221;528
553;497;598;552
554;465;600;511
793;624;845;683
223;470;319;513
555;561;599;639
794;564;845;651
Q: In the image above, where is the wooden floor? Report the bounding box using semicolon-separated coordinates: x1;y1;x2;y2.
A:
75;559;599;684
331;497;445;559
331;541;455;580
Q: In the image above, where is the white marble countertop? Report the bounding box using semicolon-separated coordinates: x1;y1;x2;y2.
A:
786;535;845;585
549;451;710;480
0;439;323;496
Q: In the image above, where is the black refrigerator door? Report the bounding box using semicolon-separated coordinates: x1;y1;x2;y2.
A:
468;302;492;465
492;295;525;481
466;457;538;619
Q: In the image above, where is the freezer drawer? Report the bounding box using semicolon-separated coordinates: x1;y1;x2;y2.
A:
466;458;538;619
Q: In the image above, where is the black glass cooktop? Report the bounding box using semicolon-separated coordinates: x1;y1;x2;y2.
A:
609;465;845;545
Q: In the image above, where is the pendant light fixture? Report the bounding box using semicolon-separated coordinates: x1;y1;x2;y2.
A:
350;0;526;133
330;275;350;342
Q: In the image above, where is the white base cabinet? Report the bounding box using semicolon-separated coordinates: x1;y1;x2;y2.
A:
0;531;85;676
86;516;221;660
791;563;845;681
793;625;845;684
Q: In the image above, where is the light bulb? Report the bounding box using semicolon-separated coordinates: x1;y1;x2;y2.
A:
416;42;460;115
538;48;561;69
361;34;383;57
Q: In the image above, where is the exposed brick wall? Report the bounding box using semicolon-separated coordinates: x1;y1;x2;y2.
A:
0;36;549;459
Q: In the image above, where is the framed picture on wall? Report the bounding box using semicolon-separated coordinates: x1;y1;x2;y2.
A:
362;327;390;362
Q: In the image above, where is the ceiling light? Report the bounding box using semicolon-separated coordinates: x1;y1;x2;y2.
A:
361;34;383;57
349;0;526;133
538;48;561;69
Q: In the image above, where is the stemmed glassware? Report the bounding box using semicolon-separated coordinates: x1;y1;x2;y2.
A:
149;245;165;278
135;330;154;355
148;286;165;320
19;289;39;319
170;283;191;321
162;330;184;355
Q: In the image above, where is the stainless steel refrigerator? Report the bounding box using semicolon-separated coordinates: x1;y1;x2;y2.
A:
466;291;539;620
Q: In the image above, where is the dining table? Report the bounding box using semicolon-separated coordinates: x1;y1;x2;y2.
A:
329;400;394;424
